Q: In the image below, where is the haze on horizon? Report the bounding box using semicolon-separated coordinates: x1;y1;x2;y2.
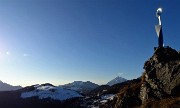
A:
0;0;180;87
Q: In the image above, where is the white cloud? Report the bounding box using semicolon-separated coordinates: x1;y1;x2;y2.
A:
23;53;29;57
118;72;123;76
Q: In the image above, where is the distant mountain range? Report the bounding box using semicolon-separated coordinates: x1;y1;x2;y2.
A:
60;81;99;94
0;77;137;108
60;77;127;94
0;80;22;91
106;76;127;86
0;76;127;92
0;83;83;108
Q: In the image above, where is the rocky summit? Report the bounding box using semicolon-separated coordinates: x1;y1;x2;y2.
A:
140;46;180;107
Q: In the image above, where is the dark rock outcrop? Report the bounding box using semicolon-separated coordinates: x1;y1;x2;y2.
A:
140;46;180;104
100;78;142;108
88;85;110;96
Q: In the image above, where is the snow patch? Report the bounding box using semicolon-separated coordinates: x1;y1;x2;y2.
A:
100;94;115;103
101;94;115;100
21;85;83;101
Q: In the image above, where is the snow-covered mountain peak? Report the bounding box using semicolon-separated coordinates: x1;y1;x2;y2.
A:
71;81;84;86
61;81;99;94
107;76;127;86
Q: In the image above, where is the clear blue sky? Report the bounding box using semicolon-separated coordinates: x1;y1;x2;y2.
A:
0;0;180;86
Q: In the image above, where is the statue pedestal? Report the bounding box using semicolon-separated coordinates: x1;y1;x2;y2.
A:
154;46;169;51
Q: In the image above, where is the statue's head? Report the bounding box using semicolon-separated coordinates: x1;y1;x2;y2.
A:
156;8;162;17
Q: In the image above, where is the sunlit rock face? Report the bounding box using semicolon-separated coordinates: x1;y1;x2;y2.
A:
140;46;180;103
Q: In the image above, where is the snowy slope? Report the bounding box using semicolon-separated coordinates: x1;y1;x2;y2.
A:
0;80;22;91
21;84;83;101
100;94;116;103
81;94;116;107
107;76;127;86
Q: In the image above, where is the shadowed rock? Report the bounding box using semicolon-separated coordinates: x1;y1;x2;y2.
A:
140;46;180;104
